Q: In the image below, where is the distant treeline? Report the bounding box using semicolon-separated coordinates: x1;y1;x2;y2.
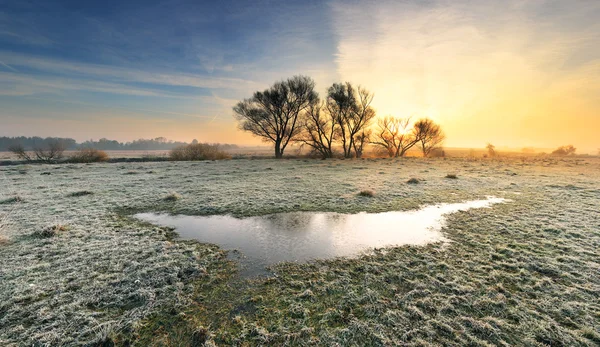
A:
0;136;239;151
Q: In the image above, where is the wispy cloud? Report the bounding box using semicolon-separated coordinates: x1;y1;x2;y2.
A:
0;60;17;72
0;52;261;92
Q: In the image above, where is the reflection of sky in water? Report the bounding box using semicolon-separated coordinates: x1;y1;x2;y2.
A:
136;197;506;276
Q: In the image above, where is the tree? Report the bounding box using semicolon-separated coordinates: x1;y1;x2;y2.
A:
327;83;376;158
8;144;33;161
298;99;338;159
33;139;66;163
372;116;419;157
413;118;445;157
486;143;497;157
353;129;371;159
233;75;318;158
551;145;576;156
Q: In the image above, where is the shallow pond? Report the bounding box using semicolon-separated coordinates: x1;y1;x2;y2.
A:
136;197;507;276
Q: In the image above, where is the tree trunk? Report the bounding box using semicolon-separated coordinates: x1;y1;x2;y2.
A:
275;139;283;158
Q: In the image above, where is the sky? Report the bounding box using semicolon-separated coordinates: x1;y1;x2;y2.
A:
1;0;599;152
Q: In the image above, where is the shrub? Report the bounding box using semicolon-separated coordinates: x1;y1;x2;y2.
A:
69;148;109;163
445;174;458;179
551;145;576;156
429;148;446;158
407;178;420;184
164;192;181;202
170;143;230;161
34;224;68;238
358;189;375;197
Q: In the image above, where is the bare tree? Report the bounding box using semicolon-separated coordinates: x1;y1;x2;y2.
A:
486;143;497;157
413;118;445;157
233;75;318;158
33;140;66;163
8;144;33;161
298;100;338;158
372;116;419;157
327;83;376;158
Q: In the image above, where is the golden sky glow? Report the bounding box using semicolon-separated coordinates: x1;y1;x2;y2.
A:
330;0;600;152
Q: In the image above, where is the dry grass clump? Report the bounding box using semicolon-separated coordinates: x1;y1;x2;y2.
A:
34;224;68;238
68;190;94;197
445;173;458;179
357;189;375;197
170;143;230;161
163;192;182;202
69;148;109;163
0;196;23;204
407;178;420;184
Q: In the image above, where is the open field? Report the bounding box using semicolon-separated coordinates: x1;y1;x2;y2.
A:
1;157;599;345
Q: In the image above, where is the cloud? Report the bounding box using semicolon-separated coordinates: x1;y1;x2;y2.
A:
0;52;260;91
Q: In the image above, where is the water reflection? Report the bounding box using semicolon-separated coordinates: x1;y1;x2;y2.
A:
135;197;506;276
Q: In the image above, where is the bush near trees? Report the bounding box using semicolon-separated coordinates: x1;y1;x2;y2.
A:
551;145;576;156
169;143;230;161
69;148;109;163
486;143;497;157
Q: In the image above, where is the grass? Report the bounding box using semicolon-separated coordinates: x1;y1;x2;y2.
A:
0;157;598;345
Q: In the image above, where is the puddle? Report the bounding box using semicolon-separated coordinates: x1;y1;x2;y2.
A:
136;197;507;277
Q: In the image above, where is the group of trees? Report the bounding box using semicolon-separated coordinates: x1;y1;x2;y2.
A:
0;137;77;152
4;136;239;163
233;75;445;159
1;136;239;152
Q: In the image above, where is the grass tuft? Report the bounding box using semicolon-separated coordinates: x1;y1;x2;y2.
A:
68;190;94;197
407;178;420;184
445;173;458;179
34;224;68;238
163;192;182;202
0;196;23;204
358;189;375;197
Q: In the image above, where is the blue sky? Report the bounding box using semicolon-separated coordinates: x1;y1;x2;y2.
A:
0;0;338;143
1;0;599;150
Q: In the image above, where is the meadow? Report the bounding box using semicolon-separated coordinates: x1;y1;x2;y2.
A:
0;156;599;346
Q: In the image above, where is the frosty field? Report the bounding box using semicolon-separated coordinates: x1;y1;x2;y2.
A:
1;157;599;346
